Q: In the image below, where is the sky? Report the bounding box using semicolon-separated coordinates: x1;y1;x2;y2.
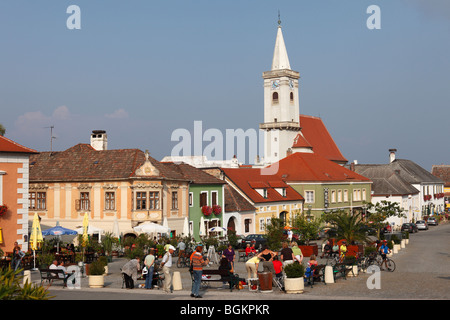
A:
1;0;449;171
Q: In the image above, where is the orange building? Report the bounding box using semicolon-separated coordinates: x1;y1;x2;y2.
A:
0;135;37;253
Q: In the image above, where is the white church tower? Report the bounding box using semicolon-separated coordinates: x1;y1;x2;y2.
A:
259;18;301;165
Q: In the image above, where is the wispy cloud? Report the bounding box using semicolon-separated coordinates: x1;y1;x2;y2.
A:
105;108;129;119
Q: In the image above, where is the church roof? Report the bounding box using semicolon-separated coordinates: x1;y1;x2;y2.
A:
0;135;37;154
297;115;348;164
268;152;370;183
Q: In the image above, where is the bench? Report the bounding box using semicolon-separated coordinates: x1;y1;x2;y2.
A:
39;268;71;287
305;264;326;288
332;261;356;281
190;269;240;292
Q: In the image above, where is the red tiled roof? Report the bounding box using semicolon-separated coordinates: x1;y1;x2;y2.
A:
0;135;37;154
298;115;347;163
292;133;312;149
224;184;256;213
268;152;371;183
222;168;304;204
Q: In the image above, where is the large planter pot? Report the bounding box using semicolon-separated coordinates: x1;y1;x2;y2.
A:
393;244;401;254
88;275;104;288
400;240;406;249
284;277;304;294
298;245;318;257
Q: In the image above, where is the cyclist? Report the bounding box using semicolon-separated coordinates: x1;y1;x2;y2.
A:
339;241;347;262
177;240;186;259
378;240;391;270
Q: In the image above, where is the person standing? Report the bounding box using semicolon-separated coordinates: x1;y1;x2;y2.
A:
121;257;141;289
245;255;260;280
222;244;235;272
379;240;391;270
11;242;25;271
190;244;209;298
144;248;155;289
161;245;175;293
291;242;303;264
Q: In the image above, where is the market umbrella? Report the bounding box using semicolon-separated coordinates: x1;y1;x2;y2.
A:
82;213;89;262
133;222;170;234
208;226;227;233
199;216;206;237
42;224;77;253
29;213;43;270
182;217;189;236
112;218;120;238
75;224;104;243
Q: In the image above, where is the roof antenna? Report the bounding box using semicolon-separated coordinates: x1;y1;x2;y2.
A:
44;125;56;152
278;10;281;27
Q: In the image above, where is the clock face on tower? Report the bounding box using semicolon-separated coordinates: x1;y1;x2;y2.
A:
271;79;280;90
289;79;294;89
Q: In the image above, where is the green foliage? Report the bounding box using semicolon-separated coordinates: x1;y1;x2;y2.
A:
322;210;370;244
38;253;55;268
284;262;305;278
98;255;108;266
0;267;53;300
264;217;284;251
291;210;321;245
365;201;405;238
88;260;105;275
0;123;5;136
364;246;377;256
101;232;115;255
227;230;239;248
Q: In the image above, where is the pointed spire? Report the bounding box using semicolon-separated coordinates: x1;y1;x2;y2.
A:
271;14;291;71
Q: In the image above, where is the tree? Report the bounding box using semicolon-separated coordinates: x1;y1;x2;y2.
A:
264;217;284;250
365;200;405;238
322;210;370;244
0;123;5;136
291;209;321;245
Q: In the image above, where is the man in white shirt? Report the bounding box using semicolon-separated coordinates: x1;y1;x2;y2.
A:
161;245;175;293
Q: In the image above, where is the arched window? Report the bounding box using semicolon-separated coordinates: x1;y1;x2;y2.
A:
272;92;279;103
290;92;294;102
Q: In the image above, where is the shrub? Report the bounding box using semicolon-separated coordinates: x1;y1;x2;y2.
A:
284;262;305;278
88;260;105;276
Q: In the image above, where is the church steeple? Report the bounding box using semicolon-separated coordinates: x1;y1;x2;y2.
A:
271;23;291;71
259;17;301;165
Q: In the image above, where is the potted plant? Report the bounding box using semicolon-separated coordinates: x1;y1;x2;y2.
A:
283;263;305;294
343;255;358;277
98;256;109;275
88;259;105;288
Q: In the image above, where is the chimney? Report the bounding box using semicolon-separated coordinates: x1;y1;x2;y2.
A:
91;130;108;151
389;148;397;163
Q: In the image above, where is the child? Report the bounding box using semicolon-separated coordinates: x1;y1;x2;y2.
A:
272;255;283;278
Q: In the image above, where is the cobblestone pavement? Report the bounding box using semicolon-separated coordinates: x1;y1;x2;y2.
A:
34;221;450;300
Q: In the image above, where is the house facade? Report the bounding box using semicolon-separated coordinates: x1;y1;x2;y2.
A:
28;132;193;238
222;167;304;234
353;149;445;224
0;135;37;253
431;165;450;212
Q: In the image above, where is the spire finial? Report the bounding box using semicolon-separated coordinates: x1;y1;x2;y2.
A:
278;10;281;27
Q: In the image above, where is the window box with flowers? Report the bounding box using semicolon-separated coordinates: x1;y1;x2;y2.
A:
0;204;8;218
212;205;222;216
201;205;212;216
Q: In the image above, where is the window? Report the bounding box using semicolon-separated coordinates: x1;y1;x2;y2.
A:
362;189;366;201
259;218;265;232
272;92;279;103
290;92;294;102
136;192;147;210
211;191;218;206
344;190;348;202
29;192;46;210
172;191;178;209
337;190;342;202
263;189;268;199
244;219;251;233
189;192;193;207
305;191;314;203
105;192;115;210
331;190;336;203
149;192;160;210
200;192;208;207
80;192;90;211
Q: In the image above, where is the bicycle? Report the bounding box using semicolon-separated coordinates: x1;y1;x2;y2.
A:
379;253;396;272
176;249;192;268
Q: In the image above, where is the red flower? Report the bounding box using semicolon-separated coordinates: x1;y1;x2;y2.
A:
212;205;222;215
0;204;8;217
202;205;212;216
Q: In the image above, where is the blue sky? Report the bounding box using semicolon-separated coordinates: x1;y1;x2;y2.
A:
1;1;449;170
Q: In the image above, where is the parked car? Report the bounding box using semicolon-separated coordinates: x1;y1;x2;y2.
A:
239;234;267;249
401;223;418;233
416;220;428;230
427;217;439;226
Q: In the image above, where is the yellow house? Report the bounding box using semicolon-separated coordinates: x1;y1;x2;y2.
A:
29;134;191;238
